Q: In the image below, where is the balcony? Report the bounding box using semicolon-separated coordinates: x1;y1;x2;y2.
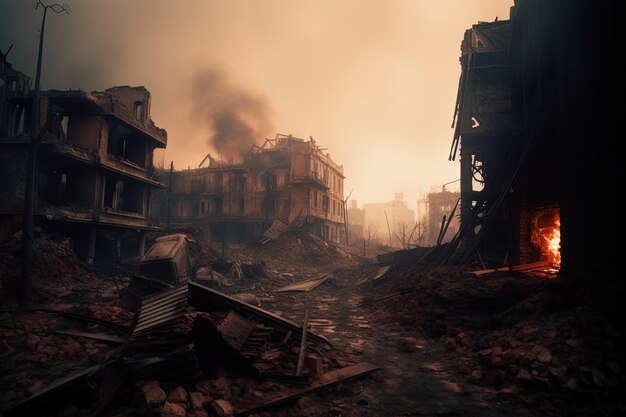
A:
101;154;166;188
291;172;329;189
38;204;161;230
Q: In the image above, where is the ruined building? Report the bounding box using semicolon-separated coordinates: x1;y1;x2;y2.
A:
157;134;345;244
347;200;365;241
363;193;415;247
0;53;167;262
426;189;460;246
449;0;621;285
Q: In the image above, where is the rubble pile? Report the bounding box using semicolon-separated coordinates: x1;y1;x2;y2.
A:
0;237;133;411
239;229;353;270
0;233;103;301
1;270;374;417
366;264;626;415
0;306;131;410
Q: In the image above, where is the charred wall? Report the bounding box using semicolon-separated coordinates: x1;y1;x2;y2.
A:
510;0;623;281
553;1;622;281
156;136;346;244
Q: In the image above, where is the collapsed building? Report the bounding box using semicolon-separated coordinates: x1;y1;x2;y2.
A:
448;0;620;286
0;52;167;263
156;134;346;244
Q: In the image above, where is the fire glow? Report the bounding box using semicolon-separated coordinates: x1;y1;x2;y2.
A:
545;220;561;266
530;208;561;273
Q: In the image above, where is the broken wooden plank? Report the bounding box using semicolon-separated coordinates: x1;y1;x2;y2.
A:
234;362;380;416
258;219;289;244
372;265;391;281
275;274;332;293
295;309;310;376
233;261;243;280
37;309;130;335
281;331;292;345
54;329;125;345
469;260;554;277
358;287;418;308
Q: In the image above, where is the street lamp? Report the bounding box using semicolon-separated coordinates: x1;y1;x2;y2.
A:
19;1;69;309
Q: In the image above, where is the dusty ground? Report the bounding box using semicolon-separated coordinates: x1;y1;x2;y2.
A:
2;232;623;417
221;258;544;417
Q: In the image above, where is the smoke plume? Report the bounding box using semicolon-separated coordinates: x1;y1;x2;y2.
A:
190;67;274;162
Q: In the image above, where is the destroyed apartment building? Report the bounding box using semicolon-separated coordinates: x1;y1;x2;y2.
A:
157;134;346;245
445;0;619;283
0;52;168;263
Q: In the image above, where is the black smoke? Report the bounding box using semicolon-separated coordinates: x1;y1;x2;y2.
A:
190;67;274;162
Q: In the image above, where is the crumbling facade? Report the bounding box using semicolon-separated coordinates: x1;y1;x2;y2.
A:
426;189;460;246
159;134;345;244
0;53;167;262
450;0;621;281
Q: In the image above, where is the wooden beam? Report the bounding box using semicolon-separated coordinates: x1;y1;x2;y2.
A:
54;329;125;345
295;309;310;376
235;362;380;416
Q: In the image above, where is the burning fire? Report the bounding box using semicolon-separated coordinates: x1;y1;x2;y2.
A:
544;220;561;266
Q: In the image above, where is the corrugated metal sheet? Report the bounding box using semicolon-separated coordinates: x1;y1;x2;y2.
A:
276;274;332;293
188;281;331;346
131;284;189;338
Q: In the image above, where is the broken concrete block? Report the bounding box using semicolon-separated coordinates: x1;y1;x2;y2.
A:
161;401;186;417
469;370;482;381
167;386;188;403
532;345;552;364
211;399;234;417
141;381;167;406
213;377;229;391
213;377;231;400
516;368;532;381
304;353;324;378
63;338;82;357
188;392;205;410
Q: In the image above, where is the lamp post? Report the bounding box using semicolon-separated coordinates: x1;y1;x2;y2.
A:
19;1;69;310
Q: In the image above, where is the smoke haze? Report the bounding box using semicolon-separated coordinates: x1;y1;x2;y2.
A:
0;0;513;206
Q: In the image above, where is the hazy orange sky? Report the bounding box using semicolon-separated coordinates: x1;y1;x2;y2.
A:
0;0;512;209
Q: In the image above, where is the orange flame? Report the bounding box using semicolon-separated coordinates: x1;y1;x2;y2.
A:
544;220;561;266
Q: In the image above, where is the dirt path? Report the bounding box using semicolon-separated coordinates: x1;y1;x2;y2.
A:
231;262;544;417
